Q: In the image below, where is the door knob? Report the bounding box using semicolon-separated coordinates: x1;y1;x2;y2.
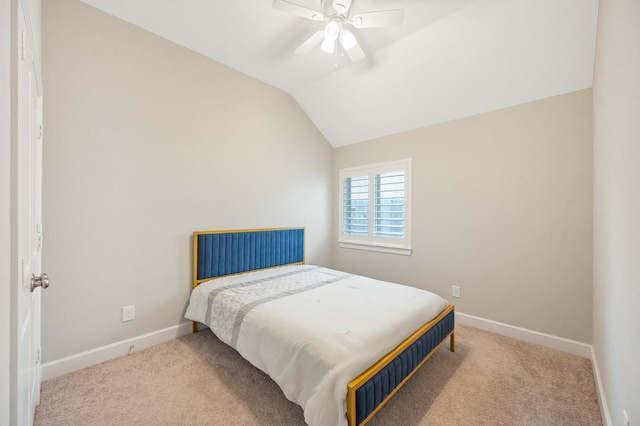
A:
30;273;50;292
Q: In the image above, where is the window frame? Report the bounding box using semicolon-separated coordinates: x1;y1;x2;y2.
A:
338;159;412;256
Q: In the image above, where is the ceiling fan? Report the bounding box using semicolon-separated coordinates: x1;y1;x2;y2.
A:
273;0;404;63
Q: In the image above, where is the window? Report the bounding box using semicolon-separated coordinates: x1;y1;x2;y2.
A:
339;159;412;255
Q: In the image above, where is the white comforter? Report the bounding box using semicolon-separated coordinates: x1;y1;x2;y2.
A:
184;265;448;426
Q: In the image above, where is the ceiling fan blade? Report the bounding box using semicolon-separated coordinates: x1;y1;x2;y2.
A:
350;9;404;28
294;31;325;54
272;0;325;21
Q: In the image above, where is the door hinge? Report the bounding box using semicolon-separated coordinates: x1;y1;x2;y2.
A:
36;223;43;251
36;347;41;364
20;31;26;60
38;124;43;140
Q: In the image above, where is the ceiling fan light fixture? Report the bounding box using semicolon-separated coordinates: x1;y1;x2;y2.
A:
340;29;357;51
324;19;341;41
320;36;336;54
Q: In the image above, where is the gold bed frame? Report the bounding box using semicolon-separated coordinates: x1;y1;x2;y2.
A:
346;304;455;426
191;228;455;426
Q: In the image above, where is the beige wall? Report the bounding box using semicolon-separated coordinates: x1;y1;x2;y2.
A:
333;90;593;343
593;0;640;424
41;0;333;362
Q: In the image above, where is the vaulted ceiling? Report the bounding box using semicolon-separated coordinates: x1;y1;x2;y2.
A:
80;0;599;147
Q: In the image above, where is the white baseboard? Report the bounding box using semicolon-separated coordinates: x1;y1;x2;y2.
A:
41;322;193;381
455;312;592;359
456;312;612;424
590;346;612;426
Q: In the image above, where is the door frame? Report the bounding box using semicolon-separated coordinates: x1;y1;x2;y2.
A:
1;0;14;424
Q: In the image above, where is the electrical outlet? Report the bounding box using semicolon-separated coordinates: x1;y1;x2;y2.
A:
452;285;461;298
122;305;135;322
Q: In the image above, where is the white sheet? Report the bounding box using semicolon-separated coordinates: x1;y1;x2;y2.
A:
184;265;449;426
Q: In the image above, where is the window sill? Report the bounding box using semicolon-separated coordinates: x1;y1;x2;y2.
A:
338;241;412;256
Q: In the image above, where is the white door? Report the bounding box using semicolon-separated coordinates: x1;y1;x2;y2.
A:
17;2;44;424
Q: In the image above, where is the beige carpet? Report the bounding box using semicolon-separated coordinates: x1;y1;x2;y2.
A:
34;324;602;425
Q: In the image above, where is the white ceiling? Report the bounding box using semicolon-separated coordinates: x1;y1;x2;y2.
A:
80;0;599;147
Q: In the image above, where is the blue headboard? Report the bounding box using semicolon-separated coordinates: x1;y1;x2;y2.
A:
192;227;305;287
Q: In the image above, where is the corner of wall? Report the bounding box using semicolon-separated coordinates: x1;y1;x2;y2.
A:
590;346;613;426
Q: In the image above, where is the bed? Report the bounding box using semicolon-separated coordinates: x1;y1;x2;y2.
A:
185;227;455;426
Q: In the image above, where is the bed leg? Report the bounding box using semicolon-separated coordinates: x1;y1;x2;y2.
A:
449;330;455;352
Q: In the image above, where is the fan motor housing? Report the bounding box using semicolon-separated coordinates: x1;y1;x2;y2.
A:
324;0;353;16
